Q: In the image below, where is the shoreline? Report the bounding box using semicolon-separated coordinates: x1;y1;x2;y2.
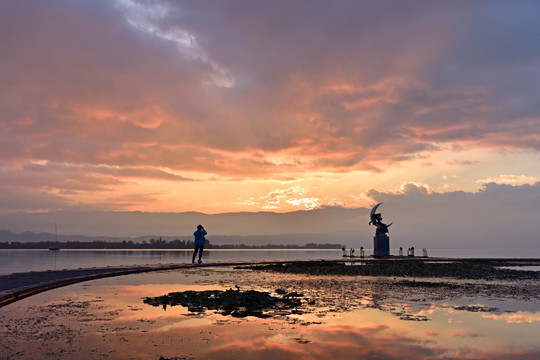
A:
2;259;539;360
0;259;349;308
2;257;539;308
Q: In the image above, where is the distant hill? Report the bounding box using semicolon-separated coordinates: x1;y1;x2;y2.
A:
0;207;369;246
2;184;540;253
0;229;348;247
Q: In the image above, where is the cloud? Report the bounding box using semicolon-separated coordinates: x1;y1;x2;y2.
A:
262;186;321;210
450;330;484;339
476;174;537;186
446;160;479;167
365;182;540;251
114;0;234;87
0;182;538;256
0;186;71;213
0;1;540;213
3;1;540;166
482;312;540;324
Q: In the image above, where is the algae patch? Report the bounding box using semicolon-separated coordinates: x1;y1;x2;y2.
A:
143;288;304;318
245;260;540;280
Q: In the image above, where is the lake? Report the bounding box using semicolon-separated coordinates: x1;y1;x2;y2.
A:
1;266;539;359
1;248;537;275
0;249;342;275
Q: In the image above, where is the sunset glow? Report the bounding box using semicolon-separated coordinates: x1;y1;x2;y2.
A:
1;1;539;215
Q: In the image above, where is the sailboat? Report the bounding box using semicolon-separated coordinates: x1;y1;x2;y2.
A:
49;223;60;251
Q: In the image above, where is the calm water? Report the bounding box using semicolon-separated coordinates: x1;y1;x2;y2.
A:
0;249;343;275
1;267;539;359
1;248;538;275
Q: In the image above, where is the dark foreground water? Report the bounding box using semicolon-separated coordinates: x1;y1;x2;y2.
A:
1;266;539;359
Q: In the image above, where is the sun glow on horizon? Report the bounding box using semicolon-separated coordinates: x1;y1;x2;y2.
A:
1;1;539;215
27;145;536;214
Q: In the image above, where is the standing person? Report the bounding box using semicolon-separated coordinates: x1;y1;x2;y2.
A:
192;225;207;264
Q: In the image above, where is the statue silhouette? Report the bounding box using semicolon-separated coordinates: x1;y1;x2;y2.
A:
369;203;392;257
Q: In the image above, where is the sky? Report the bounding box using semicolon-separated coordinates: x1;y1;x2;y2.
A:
1;0;539;219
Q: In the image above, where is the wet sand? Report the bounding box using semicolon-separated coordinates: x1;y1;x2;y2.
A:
0;259;350;307
1;264;539;359
2;258;539;308
0;263;188;308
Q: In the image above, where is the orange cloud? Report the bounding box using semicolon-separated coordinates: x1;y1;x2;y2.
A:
482;312;540;324
1;1;540;213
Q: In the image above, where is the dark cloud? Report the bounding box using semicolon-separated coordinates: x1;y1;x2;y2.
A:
366;182;540;251
2;1;539;165
0;185;71;213
0;1;539;212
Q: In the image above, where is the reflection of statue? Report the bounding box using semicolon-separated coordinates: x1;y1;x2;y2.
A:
369;203;392;257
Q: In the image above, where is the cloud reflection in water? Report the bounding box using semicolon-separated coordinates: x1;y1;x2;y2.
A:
0;268;539;359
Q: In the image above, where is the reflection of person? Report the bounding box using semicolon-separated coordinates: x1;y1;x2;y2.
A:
192;225;207;264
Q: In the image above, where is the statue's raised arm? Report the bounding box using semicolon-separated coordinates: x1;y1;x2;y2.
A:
369;203;383;225
369;203;392;235
369;202;392;257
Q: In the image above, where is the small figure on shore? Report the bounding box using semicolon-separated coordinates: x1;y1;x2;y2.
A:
192;225;207;264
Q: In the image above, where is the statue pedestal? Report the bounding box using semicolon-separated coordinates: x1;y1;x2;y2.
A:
373;234;390;257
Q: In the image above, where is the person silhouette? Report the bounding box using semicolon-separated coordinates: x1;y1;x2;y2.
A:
192;225;207;264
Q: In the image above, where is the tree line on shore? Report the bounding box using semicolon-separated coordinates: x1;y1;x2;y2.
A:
0;238;343;250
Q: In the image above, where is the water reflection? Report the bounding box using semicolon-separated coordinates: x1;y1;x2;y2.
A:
0;249;342;274
0;268;539;359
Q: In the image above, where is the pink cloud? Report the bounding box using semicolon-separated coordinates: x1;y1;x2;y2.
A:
1;1;540;212
450;330;484;338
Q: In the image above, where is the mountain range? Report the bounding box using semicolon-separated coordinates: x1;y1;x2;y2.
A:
0;207;367;246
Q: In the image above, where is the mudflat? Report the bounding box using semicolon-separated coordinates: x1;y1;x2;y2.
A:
1;261;539;359
2;258;539;308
